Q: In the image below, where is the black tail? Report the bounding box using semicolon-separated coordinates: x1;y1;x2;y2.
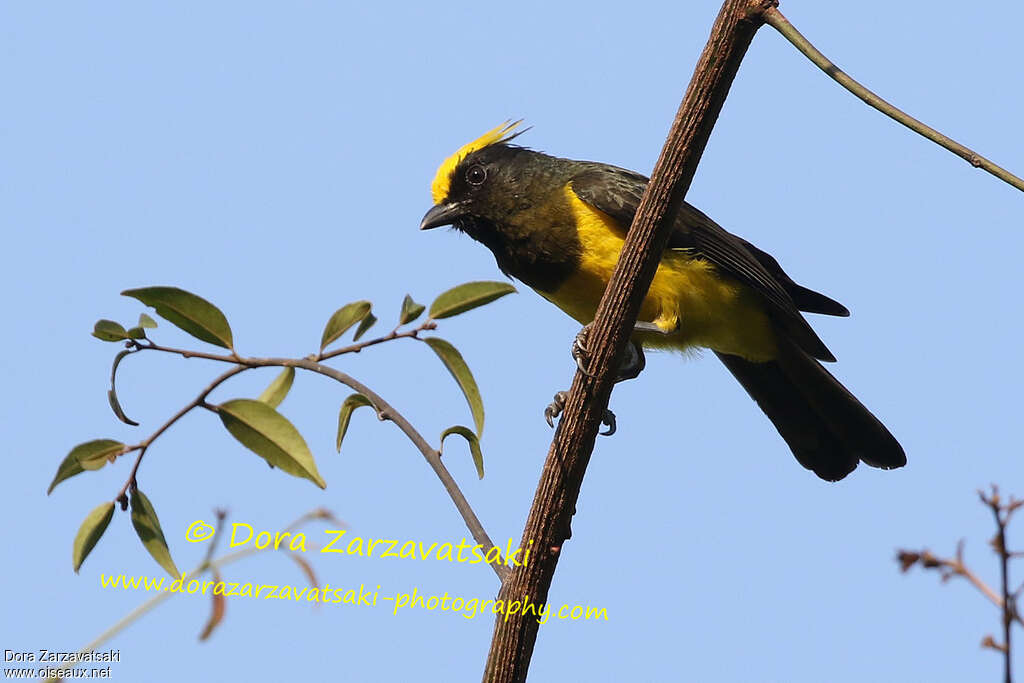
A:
715;339;906;482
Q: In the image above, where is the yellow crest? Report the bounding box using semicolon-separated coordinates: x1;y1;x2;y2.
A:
430;121;523;204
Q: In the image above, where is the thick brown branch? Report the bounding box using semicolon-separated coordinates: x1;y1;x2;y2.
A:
481;1;774;680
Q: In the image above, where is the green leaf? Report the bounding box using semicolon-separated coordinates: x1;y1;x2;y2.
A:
353;312;377;341
48;451;85;495
257;367;295;409
125;326;147;339
138;313;158;329
92;319;129;342
108;350;139;426
336;393;375;453
217;399;326;488
73;502;115;573
76;439;127;471
428;281;516;320
121;286;233;350
107;390;138;427
423;337;484;435
320;300;371;352
441;426;485;479
48;440;127;494
399;294;425;325
130;489;180;578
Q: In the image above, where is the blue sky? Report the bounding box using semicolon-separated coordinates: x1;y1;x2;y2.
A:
2;1;1022;681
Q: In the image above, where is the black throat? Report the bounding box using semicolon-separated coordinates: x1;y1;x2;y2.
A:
456;213;580;294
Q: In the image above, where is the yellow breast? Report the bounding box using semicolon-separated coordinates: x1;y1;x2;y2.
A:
538;187;778;362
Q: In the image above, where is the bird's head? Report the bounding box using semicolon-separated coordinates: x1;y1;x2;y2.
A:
419;121;534;241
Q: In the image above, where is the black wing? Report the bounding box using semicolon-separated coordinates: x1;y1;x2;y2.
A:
732;237;848;317
569;165;844;361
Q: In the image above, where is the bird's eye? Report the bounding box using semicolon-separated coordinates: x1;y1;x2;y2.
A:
466;165;487;186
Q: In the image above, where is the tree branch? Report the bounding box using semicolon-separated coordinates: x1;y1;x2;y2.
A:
765;7;1024;193
899;486;1024;679
981;486;1019;683
283;357;509;582
129;343;508;582
115;365;247;507
316;319;437;362
481;1;774;680
994;506;1012;683
897;546;1024;627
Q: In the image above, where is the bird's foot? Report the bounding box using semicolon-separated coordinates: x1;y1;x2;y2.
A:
544;390;617;436
616;341;646;383
571;324;594;376
575;323;652;382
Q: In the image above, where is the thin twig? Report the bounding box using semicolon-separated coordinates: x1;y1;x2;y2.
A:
284;357;509;582
900;486;1024;680
44;509;329;683
198;509;228;571
128;344;508;581
996;509;1012;683
897;547;1024;627
765;7;1024;193
967;566;1010;620
981;486;1017;683
126;316;434;366
114;366;247;507
317;319;437;362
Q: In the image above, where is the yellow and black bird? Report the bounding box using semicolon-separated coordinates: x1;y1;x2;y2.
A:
420;122;906;481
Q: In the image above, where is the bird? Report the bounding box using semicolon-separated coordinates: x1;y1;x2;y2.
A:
420;121;906;481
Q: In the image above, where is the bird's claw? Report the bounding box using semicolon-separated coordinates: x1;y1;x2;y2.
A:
544;390;617;436
600;409;616;436
548;322;626;435
544;391;568;428
571;324;595;377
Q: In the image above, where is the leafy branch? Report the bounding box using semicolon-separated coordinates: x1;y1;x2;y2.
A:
52;281;515;582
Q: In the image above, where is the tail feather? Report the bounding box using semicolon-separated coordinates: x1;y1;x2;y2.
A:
715;340;905;481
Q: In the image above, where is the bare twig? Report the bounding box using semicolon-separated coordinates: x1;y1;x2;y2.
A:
899;486;1023;681
981;486;1019;683
198;508;228;571
897;547;1022;626
482;1;774;680
765;7;1024;193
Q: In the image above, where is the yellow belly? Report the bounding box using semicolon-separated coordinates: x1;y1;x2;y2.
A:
539;188;778;362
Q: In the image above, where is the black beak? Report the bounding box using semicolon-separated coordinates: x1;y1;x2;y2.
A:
420;201;467;231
